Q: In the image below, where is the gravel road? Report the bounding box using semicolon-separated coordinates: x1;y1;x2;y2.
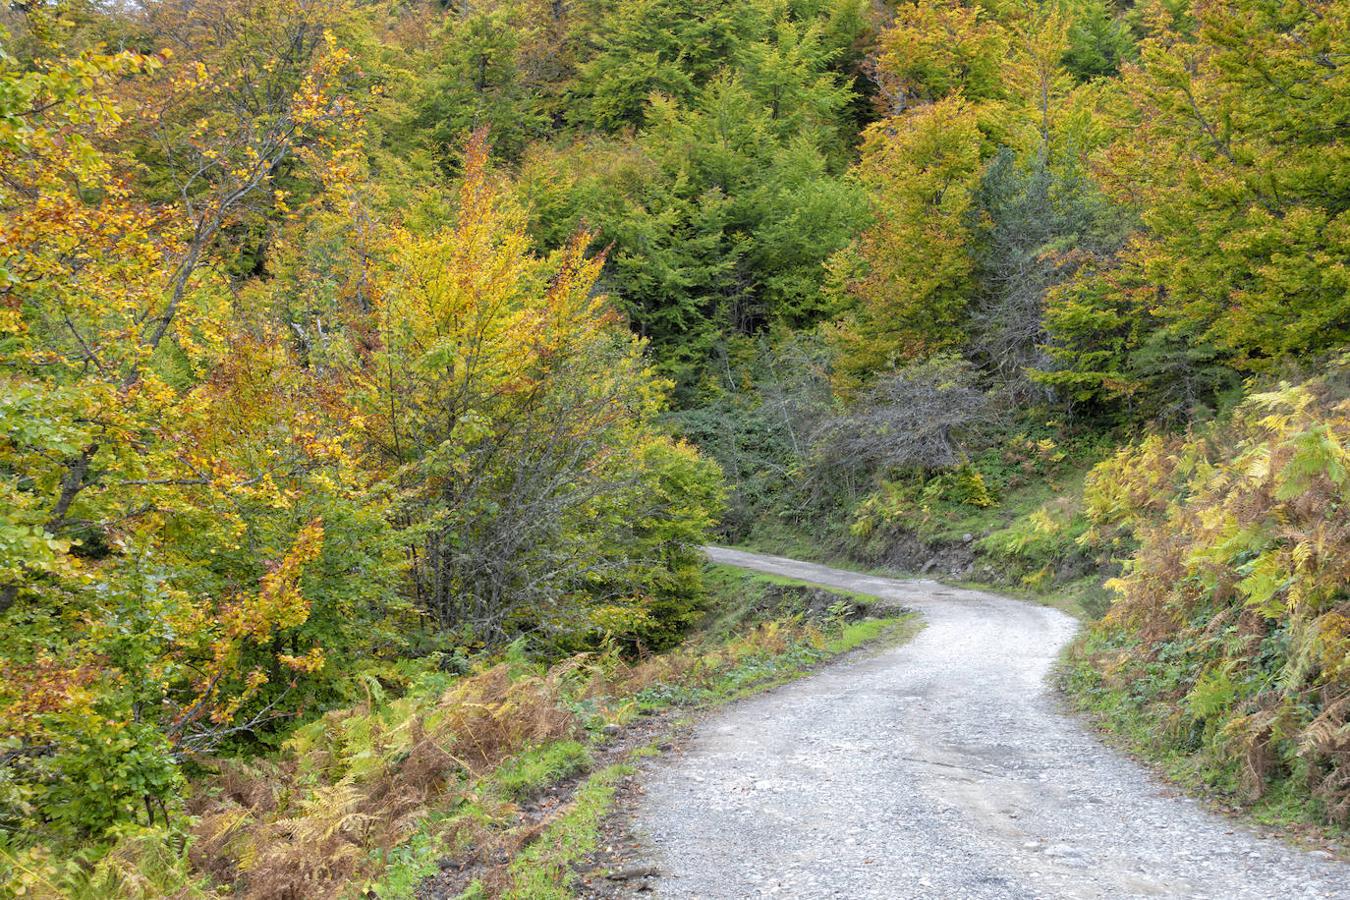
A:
627;547;1349;899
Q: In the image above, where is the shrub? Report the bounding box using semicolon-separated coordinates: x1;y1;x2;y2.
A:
1072;364;1350;823
812;357;990;479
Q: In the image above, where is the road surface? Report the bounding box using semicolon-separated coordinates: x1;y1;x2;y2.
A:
628;547;1348;899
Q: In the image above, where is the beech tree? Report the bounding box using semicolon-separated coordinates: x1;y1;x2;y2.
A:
826;95;985;395
1041;0;1350;410
363;133;721;645
0;0;396;842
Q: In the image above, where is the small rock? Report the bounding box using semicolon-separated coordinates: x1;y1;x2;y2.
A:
962;533;974;543
1308;850;1334;861
606;865;660;881
602;723;621;737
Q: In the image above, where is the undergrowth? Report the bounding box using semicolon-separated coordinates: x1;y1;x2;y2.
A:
738;425;1118;620
1064;369;1350;834
1;567;913;898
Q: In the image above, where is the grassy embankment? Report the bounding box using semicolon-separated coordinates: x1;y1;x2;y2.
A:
738;434;1115;621
23;566;915;899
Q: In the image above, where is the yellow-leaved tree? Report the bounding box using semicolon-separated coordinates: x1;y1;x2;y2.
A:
0;0;399;848
361;132;722;651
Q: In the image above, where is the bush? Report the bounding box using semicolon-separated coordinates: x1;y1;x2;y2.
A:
810;356;992;483
1070;363;1350;824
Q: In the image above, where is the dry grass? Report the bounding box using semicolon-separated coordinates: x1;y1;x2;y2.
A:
588;620;813;701
1304;689;1350;824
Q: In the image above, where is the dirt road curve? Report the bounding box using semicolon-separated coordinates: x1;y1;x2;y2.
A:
625;547;1348;899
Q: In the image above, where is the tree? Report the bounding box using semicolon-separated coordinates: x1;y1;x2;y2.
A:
811;356;990;478
873;0;1009;112
745;137;869;327
521;54;863;393
671;333;833;534
416;5;548;164
1;0;362;615
737;16;856;150
361;133;721;645
565;0;768;131
0;0;396;842
827;95;986;395
1061;0;1135;81
964;0;1131;402
968;149;1123;398
1043;0;1350;412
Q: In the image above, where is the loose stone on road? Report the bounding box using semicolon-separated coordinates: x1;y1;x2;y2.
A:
621;547;1349;899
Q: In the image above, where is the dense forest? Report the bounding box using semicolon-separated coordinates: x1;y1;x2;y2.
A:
0;0;1346;895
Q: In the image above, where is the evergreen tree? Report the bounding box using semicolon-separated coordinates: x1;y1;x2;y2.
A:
416;6;547;163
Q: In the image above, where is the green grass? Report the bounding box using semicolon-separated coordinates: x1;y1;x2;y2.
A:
504;764;633;898
700;563;886;635
705;614;918;703
494;741;593;800
734;441;1118;621
365;826;453;899
737;486;1110;622
705;564;880;604
735;524;1107;621
824;614;920;654
724;514;843;561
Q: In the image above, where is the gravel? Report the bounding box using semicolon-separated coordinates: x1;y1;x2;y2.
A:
624;547;1349;900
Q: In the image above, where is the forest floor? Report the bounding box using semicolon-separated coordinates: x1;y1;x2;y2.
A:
598;547;1349;899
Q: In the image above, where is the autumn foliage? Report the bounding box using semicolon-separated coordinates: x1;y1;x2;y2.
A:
1;0;722;886
1074;365;1350;822
2;0;1348;890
